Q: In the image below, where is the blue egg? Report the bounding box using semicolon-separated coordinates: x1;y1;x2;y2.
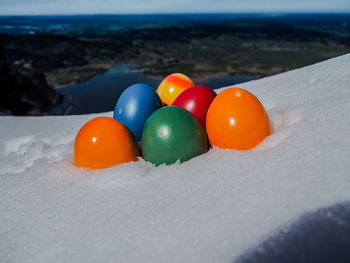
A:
113;83;163;141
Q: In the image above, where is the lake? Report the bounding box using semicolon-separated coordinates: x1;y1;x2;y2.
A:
50;65;257;115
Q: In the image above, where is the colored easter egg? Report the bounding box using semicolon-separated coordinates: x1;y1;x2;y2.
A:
74;117;139;170
206;87;271;150
172;85;217;127
157;73;194;105
142;106;209;166
113;83;162;141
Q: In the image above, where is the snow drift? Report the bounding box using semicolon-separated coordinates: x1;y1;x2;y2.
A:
1;54;350;263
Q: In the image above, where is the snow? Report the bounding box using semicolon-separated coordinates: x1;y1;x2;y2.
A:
1;54;350;262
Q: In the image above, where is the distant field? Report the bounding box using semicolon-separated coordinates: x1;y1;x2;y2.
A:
134;35;349;81
1;14;349;87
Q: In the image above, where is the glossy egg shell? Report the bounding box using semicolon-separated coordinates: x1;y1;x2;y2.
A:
156;73;194;105
172;85;217;127
142;106;209;166
113;83;162;141
74;117;139;170
206;87;271;150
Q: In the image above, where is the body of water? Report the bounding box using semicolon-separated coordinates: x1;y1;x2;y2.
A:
50;65;256;115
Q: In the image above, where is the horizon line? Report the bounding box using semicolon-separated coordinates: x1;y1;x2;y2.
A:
1;11;350;17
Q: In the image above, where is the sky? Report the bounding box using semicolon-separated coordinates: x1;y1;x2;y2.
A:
0;0;349;15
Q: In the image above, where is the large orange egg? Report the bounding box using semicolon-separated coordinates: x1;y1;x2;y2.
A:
157;73;194;105
206;87;271;150
74;117;139;170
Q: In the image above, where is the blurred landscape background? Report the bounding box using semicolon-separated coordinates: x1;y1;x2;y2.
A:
1;11;349;115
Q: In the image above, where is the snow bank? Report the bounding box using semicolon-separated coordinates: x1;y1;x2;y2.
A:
1;54;350;263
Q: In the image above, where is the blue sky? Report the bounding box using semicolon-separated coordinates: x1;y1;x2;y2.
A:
0;0;349;15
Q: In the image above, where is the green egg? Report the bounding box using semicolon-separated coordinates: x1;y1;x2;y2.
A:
142;106;209;166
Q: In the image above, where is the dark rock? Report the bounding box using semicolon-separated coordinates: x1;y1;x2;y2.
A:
0;62;63;115
0;38;4;59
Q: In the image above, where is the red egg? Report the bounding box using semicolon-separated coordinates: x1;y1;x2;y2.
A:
172;85;217;127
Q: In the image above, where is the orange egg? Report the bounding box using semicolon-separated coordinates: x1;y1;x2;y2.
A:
74;117;139;170
206;87;271;150
157;73;194;105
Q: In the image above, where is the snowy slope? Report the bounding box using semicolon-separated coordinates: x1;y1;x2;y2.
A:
1;54;350;263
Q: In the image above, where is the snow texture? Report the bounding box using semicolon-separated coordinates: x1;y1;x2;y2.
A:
1;54;350;262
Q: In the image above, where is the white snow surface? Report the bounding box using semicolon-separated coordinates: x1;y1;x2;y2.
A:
1;54;350;262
